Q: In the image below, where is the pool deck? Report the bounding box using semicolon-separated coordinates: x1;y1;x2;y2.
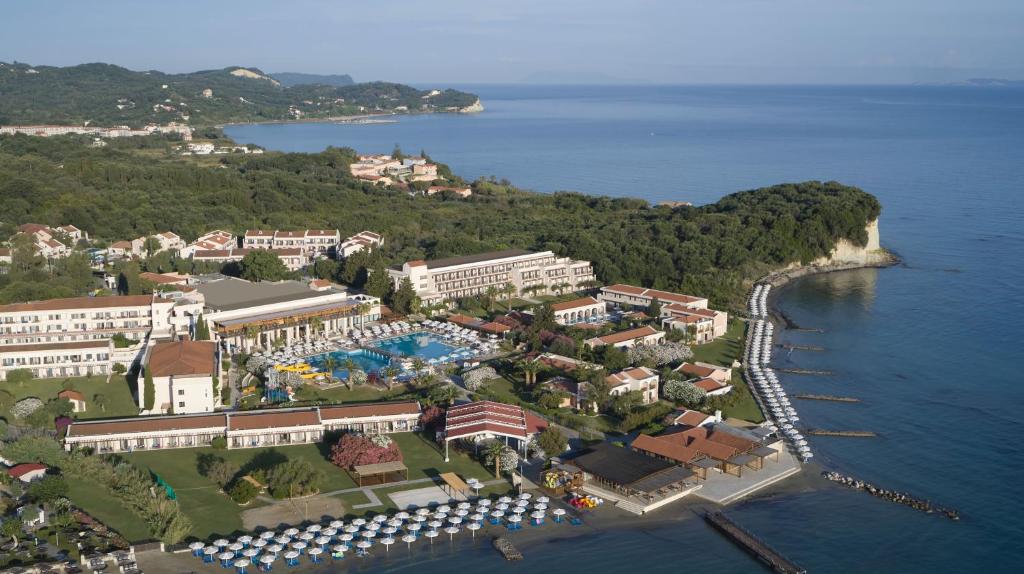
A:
691;449;802;505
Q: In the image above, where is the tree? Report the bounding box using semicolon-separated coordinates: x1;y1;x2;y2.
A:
537;427;568;457
239;250;288;282
199;455;239;489
419;405;445;432
484;441;506;478
28;475;68;503
194;313;211;340
111;362;127;375
5;368;33;385
533;303;556;332
143;367;155;411
313;258;339;281
428;383;458;407
266;459;325;499
365;260;392;299
663;380;707;407
647;297;662;318
610;390;644;417
390;277;419;314
1;516;24;547
0;436;66;467
600;345;630;372
229;479;258;504
501;282;517;310
92;393;107;412
537;391;568;410
143;236;162;257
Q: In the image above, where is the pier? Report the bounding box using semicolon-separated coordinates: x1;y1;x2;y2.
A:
705;511;806;574
781;343;825;352
776;368;833;376
492;536;523;561
806;429;876;437
794;394;860;403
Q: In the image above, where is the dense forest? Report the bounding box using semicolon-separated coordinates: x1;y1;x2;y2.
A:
0;62;478;126
270;72;355;87
0;133;881;310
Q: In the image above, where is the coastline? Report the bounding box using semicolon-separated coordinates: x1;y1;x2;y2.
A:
215;104;482;130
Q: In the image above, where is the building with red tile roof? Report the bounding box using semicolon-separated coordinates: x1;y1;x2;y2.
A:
442;401;547;461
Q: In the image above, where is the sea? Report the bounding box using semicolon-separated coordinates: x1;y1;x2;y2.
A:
225;85;1024;573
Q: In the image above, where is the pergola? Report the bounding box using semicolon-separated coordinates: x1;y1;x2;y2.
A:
351;461;408;486
442;401;543;462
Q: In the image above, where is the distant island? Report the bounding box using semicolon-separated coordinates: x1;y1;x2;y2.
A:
0;61;480;127
270;71;355;87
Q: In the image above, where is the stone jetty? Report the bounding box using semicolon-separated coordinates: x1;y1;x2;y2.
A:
822;471;960;520
493;536;523;560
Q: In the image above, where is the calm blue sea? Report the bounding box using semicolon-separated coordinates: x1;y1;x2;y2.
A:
225;85;1024;573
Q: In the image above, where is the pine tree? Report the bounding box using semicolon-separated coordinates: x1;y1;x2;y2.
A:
194;314;210;340
365;260;392;299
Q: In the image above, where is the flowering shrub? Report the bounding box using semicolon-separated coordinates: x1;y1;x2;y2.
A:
369;434;394;448
483;443;520;472
628;342;693;366
11;397;44;419
329;433;403;469
663;380;707;406
463;366;498;391
349;369;368;386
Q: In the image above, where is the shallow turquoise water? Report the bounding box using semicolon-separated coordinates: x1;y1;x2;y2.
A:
227;85;1024;573
372;332;461;361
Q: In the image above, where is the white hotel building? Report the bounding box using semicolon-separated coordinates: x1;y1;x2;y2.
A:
242;229;341;259
388;249;596;307
0;294;176;381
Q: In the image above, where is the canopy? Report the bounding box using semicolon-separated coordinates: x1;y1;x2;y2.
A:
439;472;469;497
351;461;409;486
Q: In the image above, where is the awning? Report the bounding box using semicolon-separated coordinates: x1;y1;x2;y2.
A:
352;461;408;476
751;446;779;458
691;458;719;469
727;454;758;466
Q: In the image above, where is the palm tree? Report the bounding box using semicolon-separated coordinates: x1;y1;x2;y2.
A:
411;358;426;375
484;441;506;479
517;359;540;388
501;283;517;311
355;302;372;330
383;365;400;388
343;358;358;389
309;317;324;340
323;356;338;382
93;393;107;412
485;285;498;312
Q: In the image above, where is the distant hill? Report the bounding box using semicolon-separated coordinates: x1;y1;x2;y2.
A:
271;72;355;87
0;61;479;127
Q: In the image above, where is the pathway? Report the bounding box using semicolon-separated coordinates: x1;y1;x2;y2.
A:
256;476;508;510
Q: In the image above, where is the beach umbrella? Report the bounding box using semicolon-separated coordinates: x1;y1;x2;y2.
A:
258;555;275;571
214;538;231;548
322;528;337;538
283;551;300;567
382;526;398;536
283;528;299;537
444;526;459;541
238;535;253;547
553;508;567;523
307;547;323;563
291;541;307;553
351;518;367;527
314;536;330;547
362;530;377;539
260;532;276;540
428;520;442;530
423;529;439;544
234;559;251;573
512;506;526;515
381;537;396;552
412;515;427;523
416;508;431;515
356;540;372;553
274;536;290;546
466;522;481;538
437;504;451;514
307;524;322;533
242;548;259;562
387;519;403;528
339;533;353;546
266;544;283;555
455;509;469;517
498;503;511;511
478;498;493;506
498;496;512;504
449;516;463;525
373;514;388;523
402;534;417;549
457;502;472;510
366;522;381;531
332;544;348;556
229;542;244;553
407;523;422;534
202;546;218;562
189;541;205;556
219;551;236;566
395;511;410;521
519;492;532;500
329;520;344;528
343;525;359;534
537;496;550;504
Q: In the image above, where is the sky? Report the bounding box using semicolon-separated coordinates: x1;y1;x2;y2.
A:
3;0;1023;84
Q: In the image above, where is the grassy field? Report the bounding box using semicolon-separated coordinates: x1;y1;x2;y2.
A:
690;319;745;366
67;477;152;542
292;382;414;404
111;432;492;540
1;374;138;422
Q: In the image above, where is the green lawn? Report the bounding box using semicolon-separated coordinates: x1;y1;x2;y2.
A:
0;374;138;422
293;383;413;404
690;318;745;367
67;477;152;542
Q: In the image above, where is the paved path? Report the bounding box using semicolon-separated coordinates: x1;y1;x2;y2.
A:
257;476;508;509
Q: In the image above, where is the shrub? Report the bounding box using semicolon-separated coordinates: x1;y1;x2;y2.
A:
28;475;68;503
462;366;498;391
11;398;44;419
211;436;227;449
229;480;258;504
537;427;568;458
627;342;693;367
111;363;127;375
663;380;707;406
6;369;33;385
329;433;403;469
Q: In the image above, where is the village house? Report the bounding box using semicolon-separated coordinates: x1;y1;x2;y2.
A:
192;247;307;271
631;423;782;479
584;325;665;350
141;340;219;415
243;229;341;259
14;223;87;259
551;296;606;326
426;185;472;198
388;249;595;307
667;408;718;428
58;389;87;413
675;362;732;384
62;401;422;453
338;231;384;258
606;366;661;405
178;230;237;258
538;376;592;411
6;463;48;483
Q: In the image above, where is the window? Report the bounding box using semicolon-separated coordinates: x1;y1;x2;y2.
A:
178;389;185;396
178;401;185;408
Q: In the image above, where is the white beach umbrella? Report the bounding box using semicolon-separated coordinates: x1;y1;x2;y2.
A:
466;522;481;538
259;531;276;540
423;529;439;543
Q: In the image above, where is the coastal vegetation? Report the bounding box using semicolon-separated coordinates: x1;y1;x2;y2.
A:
0;133;880;311
0;62;479;127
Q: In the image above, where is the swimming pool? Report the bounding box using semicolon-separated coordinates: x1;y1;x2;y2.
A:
307;349;391;380
371;331;464;361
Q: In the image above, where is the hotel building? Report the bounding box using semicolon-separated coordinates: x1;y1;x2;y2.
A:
63;401;422;453
338;231;384;258
192;247;307;271
599;284;728;342
551;296;606;325
388;249;596;307
606;366;661;405
242;229;341;258
193;276;380;352
142;340;219;415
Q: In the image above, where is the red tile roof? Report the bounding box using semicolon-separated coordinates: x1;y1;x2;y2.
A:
8;463;47;479
320;401;420;420
67;414;227;437
58;389;86;402
0;295;157;313
590;325;660;345
228;410;321;431
551;296;601;312
148;341;216;377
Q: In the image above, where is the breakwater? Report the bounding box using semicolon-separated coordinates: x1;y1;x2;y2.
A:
822;472;960;520
794;394;860;403
776;368;834;376
781;344;825;352
492;537;523;560
806;429;876;437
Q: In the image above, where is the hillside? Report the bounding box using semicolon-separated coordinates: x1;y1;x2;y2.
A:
271;72;355;87
0;62;479;127
0;133;881;309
